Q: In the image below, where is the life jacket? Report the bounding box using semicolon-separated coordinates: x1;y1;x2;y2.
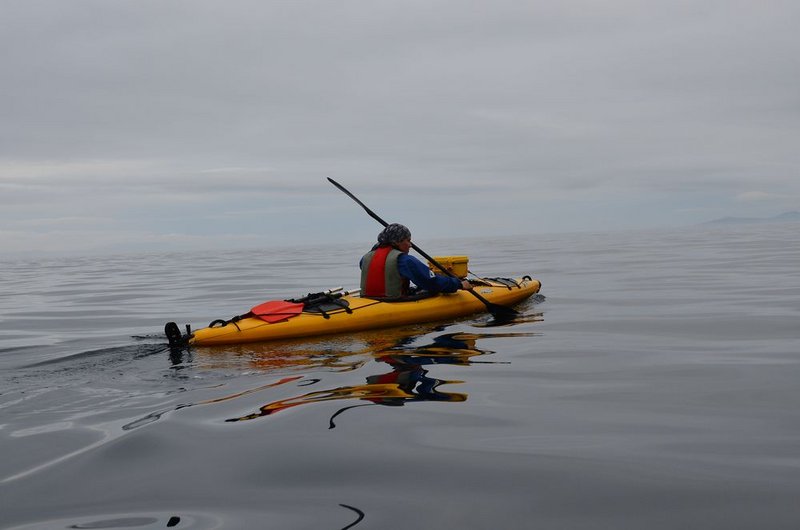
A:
360;246;409;298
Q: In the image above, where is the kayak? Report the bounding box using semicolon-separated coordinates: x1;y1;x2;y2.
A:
166;275;541;347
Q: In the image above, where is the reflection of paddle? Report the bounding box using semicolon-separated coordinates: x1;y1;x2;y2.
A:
328;403;377;429
327;177;519;319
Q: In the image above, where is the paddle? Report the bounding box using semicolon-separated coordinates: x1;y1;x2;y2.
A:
327;177;519;319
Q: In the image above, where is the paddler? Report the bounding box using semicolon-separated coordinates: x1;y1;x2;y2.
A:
360;223;472;298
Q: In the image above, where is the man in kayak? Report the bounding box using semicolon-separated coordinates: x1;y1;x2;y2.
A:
360;223;472;298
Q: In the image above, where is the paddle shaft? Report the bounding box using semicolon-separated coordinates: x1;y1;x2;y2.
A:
327;177;518;317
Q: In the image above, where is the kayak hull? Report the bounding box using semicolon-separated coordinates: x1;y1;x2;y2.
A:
187;277;541;346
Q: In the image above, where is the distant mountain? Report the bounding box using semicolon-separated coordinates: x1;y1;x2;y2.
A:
704;211;800;225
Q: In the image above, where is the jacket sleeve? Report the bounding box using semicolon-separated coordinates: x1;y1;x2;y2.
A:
397;254;462;293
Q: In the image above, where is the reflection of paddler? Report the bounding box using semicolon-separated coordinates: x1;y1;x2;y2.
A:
226;331;535;424
365;362;465;405
226;365;465;422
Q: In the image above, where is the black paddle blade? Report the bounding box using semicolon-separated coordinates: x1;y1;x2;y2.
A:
485;302;520;320
465;288;520;319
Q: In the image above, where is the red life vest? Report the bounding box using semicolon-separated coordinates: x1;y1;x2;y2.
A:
361;246;409;298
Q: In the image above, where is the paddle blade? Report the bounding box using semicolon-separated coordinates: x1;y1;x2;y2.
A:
464;288;520;320
250;300;305;323
486;302;520;320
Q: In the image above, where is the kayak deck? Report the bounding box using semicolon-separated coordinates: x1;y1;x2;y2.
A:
177;276;541;346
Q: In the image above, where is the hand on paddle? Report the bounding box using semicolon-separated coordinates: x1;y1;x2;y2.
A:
460;280;473;291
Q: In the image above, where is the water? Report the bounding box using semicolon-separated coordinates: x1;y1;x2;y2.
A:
1;223;799;529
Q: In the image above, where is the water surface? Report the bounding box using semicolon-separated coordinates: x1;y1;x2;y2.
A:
1;223;799;529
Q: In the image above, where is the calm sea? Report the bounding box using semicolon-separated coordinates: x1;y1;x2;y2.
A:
1;223;798;529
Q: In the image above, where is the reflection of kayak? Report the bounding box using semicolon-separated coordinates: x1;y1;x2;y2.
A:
167;276;541;346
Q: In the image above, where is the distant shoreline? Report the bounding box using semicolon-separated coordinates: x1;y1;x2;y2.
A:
703;211;800;225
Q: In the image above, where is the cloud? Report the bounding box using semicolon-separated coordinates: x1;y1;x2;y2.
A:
1;0;799;255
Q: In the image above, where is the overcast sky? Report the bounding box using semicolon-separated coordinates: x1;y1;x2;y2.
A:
1;0;798;256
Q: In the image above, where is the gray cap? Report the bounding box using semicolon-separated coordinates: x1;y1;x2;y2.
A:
377;223;411;246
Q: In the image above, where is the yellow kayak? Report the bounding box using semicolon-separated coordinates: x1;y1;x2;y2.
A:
166;276;541;347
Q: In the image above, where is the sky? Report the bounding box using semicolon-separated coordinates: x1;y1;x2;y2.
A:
1;0;799;256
